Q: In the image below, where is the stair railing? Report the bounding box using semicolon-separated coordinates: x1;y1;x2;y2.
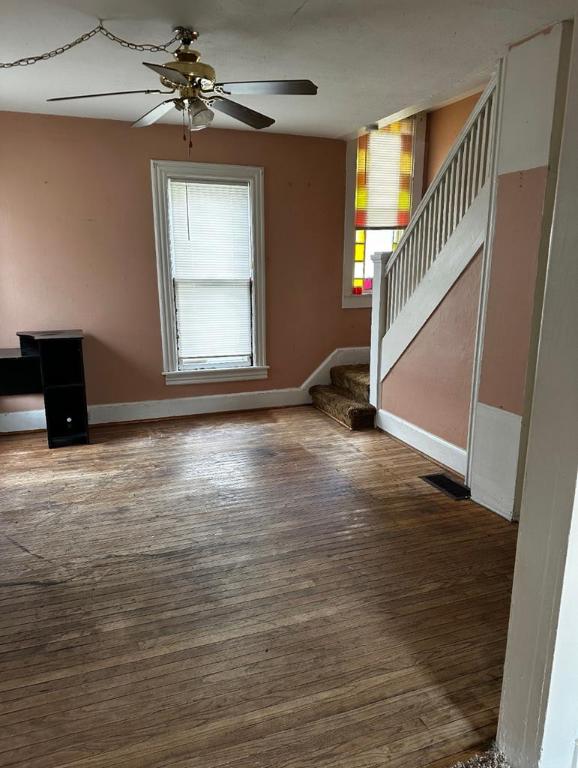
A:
382;78;496;333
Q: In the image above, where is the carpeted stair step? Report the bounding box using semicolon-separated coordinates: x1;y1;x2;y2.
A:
309;384;375;430
330;364;370;403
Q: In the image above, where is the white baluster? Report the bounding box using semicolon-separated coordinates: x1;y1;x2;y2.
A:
416;216;424;284
483;96;494;184
455;144;464;227
436;181;444;257
471;115;482;200
464;123;476;208
430;189;438;268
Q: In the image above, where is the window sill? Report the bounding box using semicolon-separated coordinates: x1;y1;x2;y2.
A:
163;366;269;385
342;294;372;309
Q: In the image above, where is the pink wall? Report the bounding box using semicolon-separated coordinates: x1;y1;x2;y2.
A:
425;93;482;188
0;111;369;413
381;251;482;448
478;166;548;415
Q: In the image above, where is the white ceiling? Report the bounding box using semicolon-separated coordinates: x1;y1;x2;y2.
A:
0;0;574;138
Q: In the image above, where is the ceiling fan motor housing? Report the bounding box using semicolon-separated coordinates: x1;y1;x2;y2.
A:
157;48;215;89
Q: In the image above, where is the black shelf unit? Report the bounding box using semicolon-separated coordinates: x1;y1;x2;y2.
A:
0;330;89;449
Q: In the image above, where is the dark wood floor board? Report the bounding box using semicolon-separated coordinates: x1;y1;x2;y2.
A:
0;619;507;730
0;632;507;750
0;532;514;619
0;560;514;663
131;690;500;768
0;652;506;768
0;584;510;692
0;406;517;767
0;586;511;695
0;555;512;664
0;591;511;728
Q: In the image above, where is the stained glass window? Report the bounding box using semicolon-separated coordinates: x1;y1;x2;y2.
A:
351;229;403;295
352;118;415;295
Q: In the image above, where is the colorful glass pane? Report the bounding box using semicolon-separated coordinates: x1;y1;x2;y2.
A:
352;117;414;295
354;118;415;230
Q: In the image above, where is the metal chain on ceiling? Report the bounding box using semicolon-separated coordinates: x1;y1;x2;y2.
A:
0;23;180;68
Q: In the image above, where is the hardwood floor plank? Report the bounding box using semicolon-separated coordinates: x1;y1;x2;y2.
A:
0;406;517;767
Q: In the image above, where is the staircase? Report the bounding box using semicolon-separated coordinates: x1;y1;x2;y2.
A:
311;79;497;435
310;364;375;430
370;77;497;407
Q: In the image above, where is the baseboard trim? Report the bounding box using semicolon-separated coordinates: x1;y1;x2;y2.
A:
0;409;47;433
90;387;310;425
376;408;467;476
0;346;370;433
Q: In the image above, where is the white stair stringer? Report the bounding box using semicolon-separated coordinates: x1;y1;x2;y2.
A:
379;182;489;382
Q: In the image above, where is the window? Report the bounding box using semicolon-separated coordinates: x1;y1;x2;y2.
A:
342;115;425;307
352;228;403;295
151;161;267;384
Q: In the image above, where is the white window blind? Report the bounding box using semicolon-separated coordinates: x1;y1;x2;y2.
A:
167;179;253;371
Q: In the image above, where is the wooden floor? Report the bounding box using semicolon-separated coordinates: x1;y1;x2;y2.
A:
0;406;518;768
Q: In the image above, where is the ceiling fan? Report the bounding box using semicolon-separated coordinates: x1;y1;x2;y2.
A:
47;26;318;131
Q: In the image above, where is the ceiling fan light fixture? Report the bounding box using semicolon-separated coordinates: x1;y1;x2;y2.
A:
187;97;214;131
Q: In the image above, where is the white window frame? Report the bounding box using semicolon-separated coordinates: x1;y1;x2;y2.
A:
341;113;426;309
151;160;267;385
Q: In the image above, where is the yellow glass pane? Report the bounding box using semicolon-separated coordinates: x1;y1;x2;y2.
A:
355;230;365;243
355;187;368;210
400;151;413;175
354;243;365;262
398;189;411;212
391;228;403;250
353;278;363;287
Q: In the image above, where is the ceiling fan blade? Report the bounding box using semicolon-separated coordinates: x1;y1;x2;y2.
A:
216;80;318;96
143;62;190;87
132;99;176;128
211;97;275;129
47;89;169;103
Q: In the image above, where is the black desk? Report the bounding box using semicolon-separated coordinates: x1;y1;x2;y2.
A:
0;330;89;448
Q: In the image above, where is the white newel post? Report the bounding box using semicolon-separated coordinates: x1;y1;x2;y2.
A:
369;252;390;409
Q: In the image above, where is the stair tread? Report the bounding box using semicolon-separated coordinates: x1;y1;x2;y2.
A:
329;364;370;404
310;383;375;431
310;384;374;411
